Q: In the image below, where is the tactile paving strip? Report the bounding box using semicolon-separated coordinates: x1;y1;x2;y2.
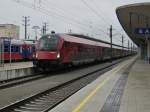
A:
100;63;134;112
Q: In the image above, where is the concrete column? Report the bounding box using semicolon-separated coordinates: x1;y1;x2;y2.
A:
147;40;150;63
144;45;148;61
138;47;141;58
140;44;147;60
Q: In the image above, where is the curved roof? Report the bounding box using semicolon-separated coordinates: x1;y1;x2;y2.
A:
41;33;129;50
67;33;127;48
59;34;128;50
116;2;150;46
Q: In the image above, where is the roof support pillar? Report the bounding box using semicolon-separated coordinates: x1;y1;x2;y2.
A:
147;40;150;63
139;44;147;60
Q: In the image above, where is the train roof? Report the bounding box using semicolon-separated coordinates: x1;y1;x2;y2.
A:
42;33;129;50
63;33;129;49
2;38;35;45
68;34;128;49
59;34;109;48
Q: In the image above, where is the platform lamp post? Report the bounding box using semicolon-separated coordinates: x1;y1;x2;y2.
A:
145;31;149;61
109;25;113;62
42;22;48;35
89;21;93;37
121;35;124;57
32;26;40;40
22;16;30;40
129;12;133;34
68;29;72;34
131;43;133;55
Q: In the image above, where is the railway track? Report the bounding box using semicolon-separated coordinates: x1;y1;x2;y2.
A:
0;73;44;90
0;57;124;90
0;62;92;90
0;58;125;112
0;62;104;90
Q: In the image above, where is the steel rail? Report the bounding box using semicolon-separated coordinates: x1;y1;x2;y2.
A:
0;58;126;112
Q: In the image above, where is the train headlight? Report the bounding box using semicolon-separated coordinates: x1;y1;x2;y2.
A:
35;53;38;58
33;54;35;58
57;53;60;58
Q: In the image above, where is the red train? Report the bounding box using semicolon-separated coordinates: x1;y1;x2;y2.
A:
33;33;134;70
0;38;35;62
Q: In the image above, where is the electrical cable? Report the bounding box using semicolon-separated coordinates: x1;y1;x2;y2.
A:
12;0;109;37
80;0;110;26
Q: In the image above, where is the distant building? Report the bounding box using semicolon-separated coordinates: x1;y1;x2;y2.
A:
0;24;20;39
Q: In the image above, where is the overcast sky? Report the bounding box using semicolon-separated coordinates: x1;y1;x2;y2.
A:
0;0;149;46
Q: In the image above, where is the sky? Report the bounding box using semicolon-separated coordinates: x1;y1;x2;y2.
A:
0;0;150;46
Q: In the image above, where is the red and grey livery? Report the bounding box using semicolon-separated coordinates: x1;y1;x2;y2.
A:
33;33;135;69
0;38;35;62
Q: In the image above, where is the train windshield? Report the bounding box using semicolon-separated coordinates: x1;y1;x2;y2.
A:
38;35;59;51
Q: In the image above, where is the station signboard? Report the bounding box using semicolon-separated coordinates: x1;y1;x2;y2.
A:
135;28;150;35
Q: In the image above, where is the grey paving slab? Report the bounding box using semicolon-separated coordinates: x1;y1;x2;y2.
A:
0;62;33;71
49;57;136;112
119;59;150;112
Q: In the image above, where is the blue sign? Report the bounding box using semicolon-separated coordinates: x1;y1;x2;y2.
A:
135;28;150;35
3;40;10;45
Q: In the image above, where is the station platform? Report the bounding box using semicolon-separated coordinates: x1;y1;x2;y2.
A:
49;56;150;112
0;62;33;71
0;62;33;81
120;59;150;112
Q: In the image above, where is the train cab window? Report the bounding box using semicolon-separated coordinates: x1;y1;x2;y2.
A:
39;35;59;51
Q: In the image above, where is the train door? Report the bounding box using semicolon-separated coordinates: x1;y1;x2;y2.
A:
27;45;33;59
23;47;28;59
20;45;27;59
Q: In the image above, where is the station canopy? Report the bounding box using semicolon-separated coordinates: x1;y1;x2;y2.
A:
116;3;150;46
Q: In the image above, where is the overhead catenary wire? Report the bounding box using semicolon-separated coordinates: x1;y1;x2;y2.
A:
40;0;109;35
11;0;94;33
44;0;108;30
12;0;133;47
91;0;114;24
80;0;111;26
83;0;134;45
42;1;100;31
12;0;109;37
43;0;134;47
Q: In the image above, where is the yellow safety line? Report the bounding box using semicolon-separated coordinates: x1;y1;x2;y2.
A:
72;60;131;112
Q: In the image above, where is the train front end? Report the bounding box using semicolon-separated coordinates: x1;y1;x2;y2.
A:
33;34;62;69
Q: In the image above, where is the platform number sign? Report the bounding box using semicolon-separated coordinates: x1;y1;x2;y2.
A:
135;28;150;35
